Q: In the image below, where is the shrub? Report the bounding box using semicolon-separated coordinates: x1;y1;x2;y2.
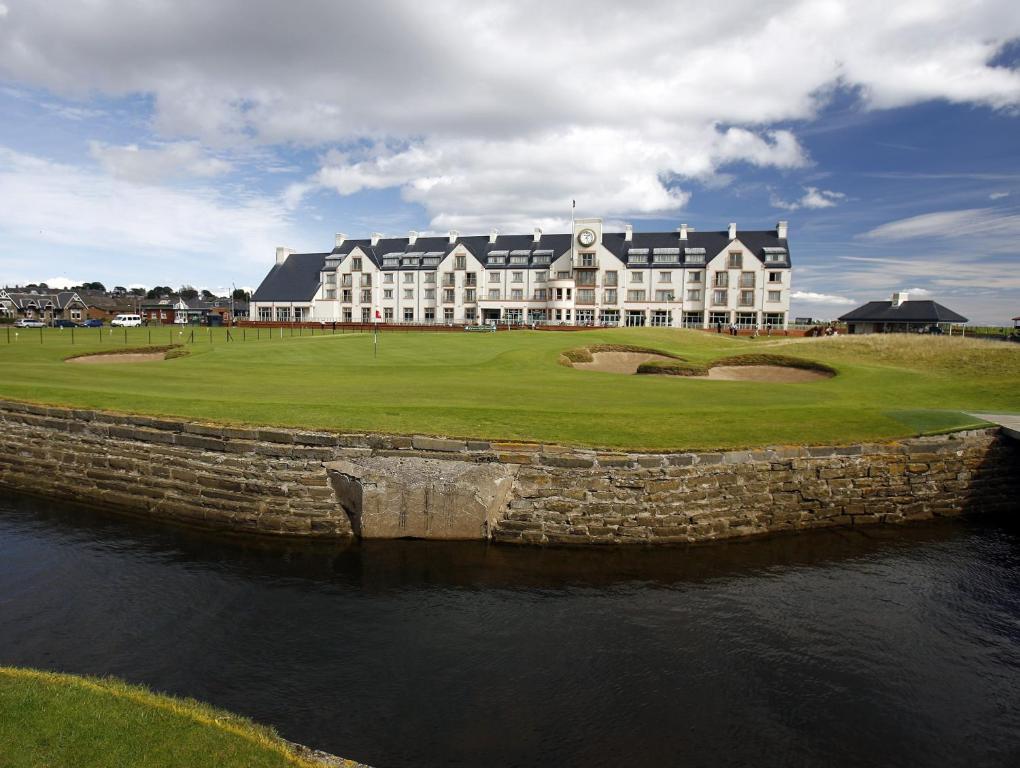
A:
636;360;709;376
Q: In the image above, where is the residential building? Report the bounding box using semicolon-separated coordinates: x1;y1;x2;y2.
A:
251;219;792;329
0;289;89;324
839;292;968;333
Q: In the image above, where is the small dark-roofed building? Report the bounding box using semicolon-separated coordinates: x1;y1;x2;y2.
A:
839;292;968;334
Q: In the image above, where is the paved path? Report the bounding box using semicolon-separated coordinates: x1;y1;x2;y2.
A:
968;413;1020;441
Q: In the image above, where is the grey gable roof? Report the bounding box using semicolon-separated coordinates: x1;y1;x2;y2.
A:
251;253;328;302
601;228;789;265
839;300;968;324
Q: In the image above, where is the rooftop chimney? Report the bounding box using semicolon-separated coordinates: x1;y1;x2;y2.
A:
371;232;382;247
533;227;542;242
776;220;788;240
408;230;418;245
624;224;633;242
448;229;460;244
275;246;294;265
892;291;909;307
489;228;499;244
679;224;688;240
728;222;737;240
334;233;346;248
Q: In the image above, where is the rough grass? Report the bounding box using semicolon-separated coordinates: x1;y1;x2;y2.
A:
560;343;684;366
0;326;1017;450
0;666;361;768
709;353;837;375
636;360;709;376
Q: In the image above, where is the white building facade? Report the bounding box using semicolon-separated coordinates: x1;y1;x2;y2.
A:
251;219;792;329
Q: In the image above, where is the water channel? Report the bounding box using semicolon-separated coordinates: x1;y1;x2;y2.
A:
1;493;1018;767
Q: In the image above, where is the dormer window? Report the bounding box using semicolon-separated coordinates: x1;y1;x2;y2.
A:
628;248;649;264
683;247;706;264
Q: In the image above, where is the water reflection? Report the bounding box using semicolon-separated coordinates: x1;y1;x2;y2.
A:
1;493;1018;768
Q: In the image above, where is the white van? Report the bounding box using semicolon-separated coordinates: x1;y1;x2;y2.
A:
111;314;143;327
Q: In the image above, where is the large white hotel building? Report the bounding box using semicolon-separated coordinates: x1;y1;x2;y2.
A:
251;218;792;328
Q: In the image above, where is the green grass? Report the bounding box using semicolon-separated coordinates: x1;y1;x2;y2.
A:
0;325;1017;450
0;667;356;767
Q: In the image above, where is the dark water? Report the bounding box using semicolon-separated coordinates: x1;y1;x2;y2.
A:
1;494;1019;768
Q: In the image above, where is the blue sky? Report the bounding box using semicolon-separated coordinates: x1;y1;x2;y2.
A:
0;0;1018;323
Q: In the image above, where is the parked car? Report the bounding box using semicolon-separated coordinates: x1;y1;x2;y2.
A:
80;319;104;327
110;314;143;327
14;319;45;328
52;319;78;328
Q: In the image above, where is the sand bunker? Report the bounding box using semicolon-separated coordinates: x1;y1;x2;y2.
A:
706;365;831;383
67;352;166;364
573;351;677;374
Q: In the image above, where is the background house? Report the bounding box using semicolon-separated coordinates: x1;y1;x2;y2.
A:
839;293;968;334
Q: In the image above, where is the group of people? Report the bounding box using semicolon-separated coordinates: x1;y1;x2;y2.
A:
716;321;772;338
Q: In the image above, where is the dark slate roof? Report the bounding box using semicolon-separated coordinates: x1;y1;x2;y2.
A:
838;300;968;324
3;291;86;309
251;253;328;302
602;228;789;266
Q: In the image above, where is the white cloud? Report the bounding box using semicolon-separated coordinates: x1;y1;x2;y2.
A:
900;286;933;296
860;208;1020;242
89;141;232;183
0;1;1017;224
0;146;296;269
989;191;1010;199
42;276;83;289
791;290;857;305
772;186;846;211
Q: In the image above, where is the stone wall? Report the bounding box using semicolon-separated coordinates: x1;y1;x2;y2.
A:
0;399;1016;545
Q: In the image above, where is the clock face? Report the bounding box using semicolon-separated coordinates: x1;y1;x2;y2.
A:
577;228;596;247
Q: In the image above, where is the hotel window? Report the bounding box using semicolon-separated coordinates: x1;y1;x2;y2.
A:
361;289;372;303
341;274;353;287
575;271;596;286
424;289;436;300
424;272;436;283
764;250;787;263
535;271;547;282
455;255;466;270
630;271;644;284
404;289;414;300
465;307;477;321
534;289;547;300
465;272;477;286
343;308;352;322
603;289;617;304
577;289;595;304
325;289;337;300
768;271;782;283
404;308;414;322
604;271;618;286
728;252;742;269
688;271;702;283
361;274;372;287
740;272;755;288
425;308;435;322
739;290;754;306
713;290;727;305
556;271;571;280
443;289;455;303
404;273;414;284
511;289;524;301
325;273;336;284
713;272;729;288
658;272;672;283
384;308;394;321
686;289;701;302
510;254;529;265
258;307;272;321
275;307;290;321
442;273;456;287
685;253;706;265
383;273;394;284
353;258;366;271
342;290;352;303
627;290;646;302
464;289;476;302
488;288;500;300
512;271;524;283
768;290;782;303
654;290;675;302
489;272;501;283
578;253;596;267
383;289;393;299
361;308;371;322
444;308;454;321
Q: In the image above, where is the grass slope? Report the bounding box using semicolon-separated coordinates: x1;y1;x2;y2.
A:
0;326;1016;450
0;667;358;768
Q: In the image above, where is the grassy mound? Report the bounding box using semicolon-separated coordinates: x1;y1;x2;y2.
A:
636;360;709;376
0;666;361;767
709;353;837;376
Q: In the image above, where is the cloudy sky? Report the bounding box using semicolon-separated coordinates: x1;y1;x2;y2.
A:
0;0;1018;322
